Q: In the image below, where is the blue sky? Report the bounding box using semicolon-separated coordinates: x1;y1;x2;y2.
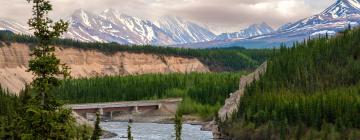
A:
0;0;336;33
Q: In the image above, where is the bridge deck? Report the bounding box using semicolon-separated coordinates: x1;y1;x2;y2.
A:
66;98;182;110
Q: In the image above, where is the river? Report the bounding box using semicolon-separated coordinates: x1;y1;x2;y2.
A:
100;122;213;140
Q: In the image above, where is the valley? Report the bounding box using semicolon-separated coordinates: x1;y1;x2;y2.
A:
0;0;360;140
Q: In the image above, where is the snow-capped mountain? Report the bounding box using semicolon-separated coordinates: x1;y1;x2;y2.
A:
181;0;360;48
0;19;30;35
2;0;360;48
66;9;216;45
278;0;360;35
0;9;215;45
321;0;360;18
156;16;216;44
99;9;174;45
65;9;174;45
215;23;274;40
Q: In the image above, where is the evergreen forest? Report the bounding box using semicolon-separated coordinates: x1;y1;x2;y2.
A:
53;72;245;120
219;28;360;139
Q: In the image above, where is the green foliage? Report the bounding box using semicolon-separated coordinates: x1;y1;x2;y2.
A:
238;88;360;129
222;27;360;139
174;112;183;140
0;31;271;72
222;121;360;140
23;0;75;138
26;0;70;107
22;106;78;139
253;29;360;93
54;72;242;104
54;72;243;119
0;87;92;139
0;0;90;139
91;112;102;140
177;97;221;120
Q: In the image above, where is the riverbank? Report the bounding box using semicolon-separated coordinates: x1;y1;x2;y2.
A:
100;122;213;140
101;130;118;139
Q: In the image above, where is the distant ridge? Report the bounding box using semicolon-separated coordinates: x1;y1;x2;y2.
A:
215;23;274;40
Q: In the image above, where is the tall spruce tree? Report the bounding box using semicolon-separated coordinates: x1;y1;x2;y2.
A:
22;0;76;139
174;112;183;140
26;0;70;107
91;112;102;140
127;124;134;140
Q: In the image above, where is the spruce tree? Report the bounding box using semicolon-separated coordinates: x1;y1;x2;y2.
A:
21;0;76;139
127;124;134;140
91;112;102;140
174;112;183;140
26;0;70;108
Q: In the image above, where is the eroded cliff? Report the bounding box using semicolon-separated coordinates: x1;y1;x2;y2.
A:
0;43;209;94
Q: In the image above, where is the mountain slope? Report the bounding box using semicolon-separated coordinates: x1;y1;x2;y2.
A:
0;19;30;35
156;16;216;44
66;9;216;45
215;23;274;40
100;9;174;45
0;9;216;45
65;9;175;45
279;0;360;33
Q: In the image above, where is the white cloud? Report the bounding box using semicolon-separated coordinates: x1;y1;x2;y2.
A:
0;0;335;33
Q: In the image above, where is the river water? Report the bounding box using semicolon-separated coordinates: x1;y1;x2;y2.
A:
100;122;213;140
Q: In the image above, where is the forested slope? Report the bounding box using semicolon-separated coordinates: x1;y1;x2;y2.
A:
220;28;360;139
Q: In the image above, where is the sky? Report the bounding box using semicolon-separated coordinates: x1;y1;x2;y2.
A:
0;0;335;34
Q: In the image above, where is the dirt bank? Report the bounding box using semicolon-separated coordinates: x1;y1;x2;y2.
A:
0;43;209;94
209;62;268;138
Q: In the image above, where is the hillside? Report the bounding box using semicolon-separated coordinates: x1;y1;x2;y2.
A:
0;43;209;94
219;27;360;139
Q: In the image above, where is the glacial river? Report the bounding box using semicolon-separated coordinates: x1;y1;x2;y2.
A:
100;122;213;140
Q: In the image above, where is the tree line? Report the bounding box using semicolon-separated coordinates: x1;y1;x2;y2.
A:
53;72;244;119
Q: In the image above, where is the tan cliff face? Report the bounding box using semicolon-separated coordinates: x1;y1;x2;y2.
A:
0;43;209;94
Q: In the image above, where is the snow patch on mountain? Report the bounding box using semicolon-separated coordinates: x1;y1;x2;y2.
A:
0;19;31;34
310;30;336;37
62;9;216;45
279;0;360;33
215;23;274;40
156;16;216;44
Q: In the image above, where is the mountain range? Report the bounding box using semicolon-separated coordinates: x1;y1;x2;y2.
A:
215;23;274;40
1;0;360;48
0;8;275;46
180;0;360;48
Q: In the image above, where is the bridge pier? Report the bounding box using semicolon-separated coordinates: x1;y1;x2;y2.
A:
110;111;113;120
158;103;162;109
98;108;104;116
133;106;139;113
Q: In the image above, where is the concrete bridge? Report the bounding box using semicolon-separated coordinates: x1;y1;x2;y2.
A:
66;98;182;120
